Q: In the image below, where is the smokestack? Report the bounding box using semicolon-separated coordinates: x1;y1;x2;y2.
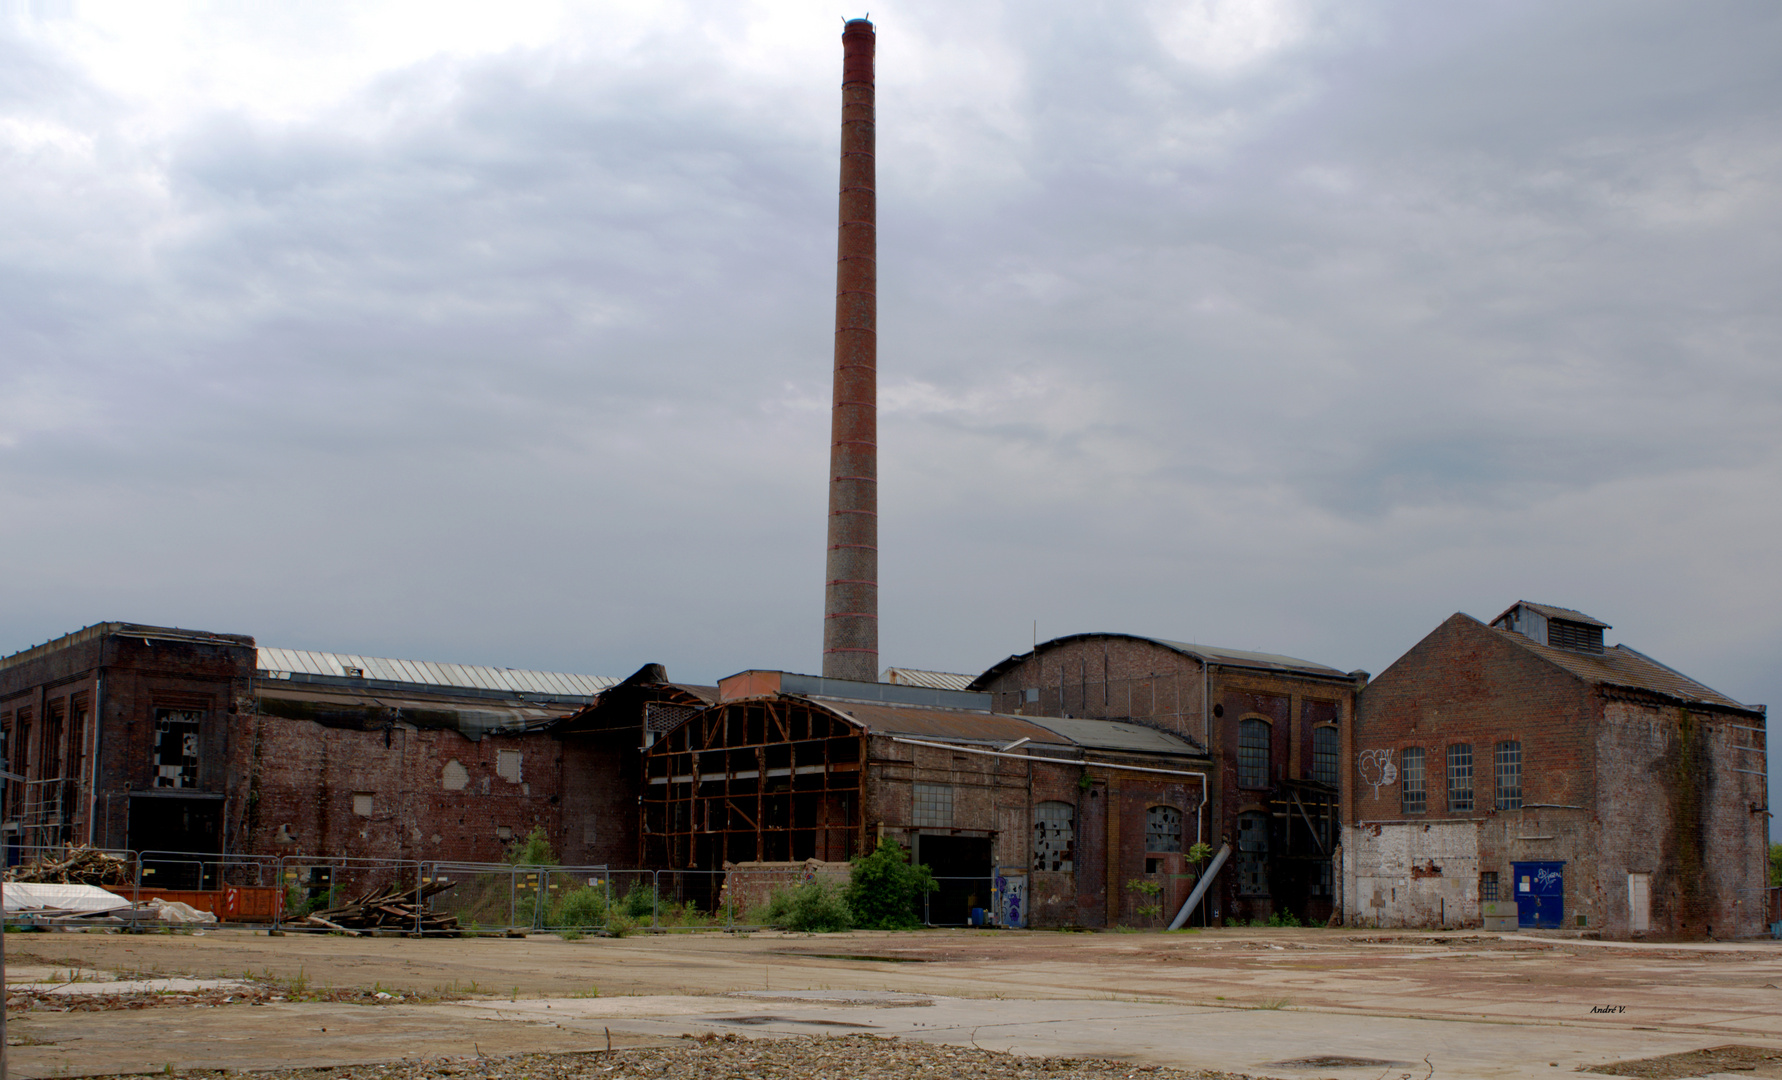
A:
822;18;878;682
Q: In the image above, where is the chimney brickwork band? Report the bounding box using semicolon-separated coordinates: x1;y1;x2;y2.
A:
823;19;878;681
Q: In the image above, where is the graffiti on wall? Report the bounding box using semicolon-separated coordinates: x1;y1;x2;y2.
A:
1357;748;1397;798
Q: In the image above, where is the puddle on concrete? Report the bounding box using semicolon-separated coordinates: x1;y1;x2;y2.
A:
1268;1056;1408;1070
787;962;940;969
719;1015;879;1028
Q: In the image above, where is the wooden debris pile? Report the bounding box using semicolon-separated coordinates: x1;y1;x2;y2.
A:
3;844;132;886
298;880;459;935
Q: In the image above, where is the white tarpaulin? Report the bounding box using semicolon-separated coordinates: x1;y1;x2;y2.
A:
2;882;132;914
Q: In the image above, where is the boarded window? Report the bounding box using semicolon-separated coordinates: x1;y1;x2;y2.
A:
153;708;203;789
1480;871;1499;902
1400;747;1426;814
1312;725;1339;786
1235;812;1269;896
912;783;952;828
1145;805;1183;853
1547;619;1604;653
1032;801;1075;873
496;749;523;784
1495;741;1522;809
352;793;374;818
1447;743;1474;811
1238;719;1270;788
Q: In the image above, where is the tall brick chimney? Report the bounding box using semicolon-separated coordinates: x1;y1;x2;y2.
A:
822;18;878;682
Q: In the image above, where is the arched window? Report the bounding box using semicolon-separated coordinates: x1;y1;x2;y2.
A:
1236;811;1269;896
1032;801;1075;873
1145;805;1183;853
1238;719;1271;788
1312;725;1339;786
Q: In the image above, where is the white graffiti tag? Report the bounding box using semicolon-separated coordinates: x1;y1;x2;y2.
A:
1357;748;1398;798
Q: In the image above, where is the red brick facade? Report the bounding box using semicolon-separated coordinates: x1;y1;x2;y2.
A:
1345;612;1769;939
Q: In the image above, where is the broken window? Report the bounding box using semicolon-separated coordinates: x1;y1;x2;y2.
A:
1447;743;1474;812
153;708;202;789
1312;725;1339;786
1480;871;1499;902
1400;747;1426;814
1235;812;1269;896
1238;719;1270;788
1145;805;1183;853
912;783;953;828
1032;801;1075;873
1495;741;1522;810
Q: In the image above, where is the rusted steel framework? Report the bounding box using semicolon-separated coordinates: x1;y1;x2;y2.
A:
822;18;879;681
641;699;866;869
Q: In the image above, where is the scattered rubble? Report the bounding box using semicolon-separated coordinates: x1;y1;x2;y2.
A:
3;845;132;886
72;1035;1263;1080
297;880;460;935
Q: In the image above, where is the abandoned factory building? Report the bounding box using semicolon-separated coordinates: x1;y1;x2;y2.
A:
0;622;611;873
622;668;1209;928
1345;602;1770;939
969;633;1366;926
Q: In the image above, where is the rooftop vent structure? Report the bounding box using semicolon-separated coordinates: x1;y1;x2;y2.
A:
1491;601;1608;654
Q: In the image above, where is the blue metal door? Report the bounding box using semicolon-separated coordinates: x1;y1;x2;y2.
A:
1512;862;1565;928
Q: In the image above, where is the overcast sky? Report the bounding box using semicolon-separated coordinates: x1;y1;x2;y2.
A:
3;0;1778;818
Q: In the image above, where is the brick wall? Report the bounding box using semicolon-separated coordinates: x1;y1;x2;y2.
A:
238;715;562;865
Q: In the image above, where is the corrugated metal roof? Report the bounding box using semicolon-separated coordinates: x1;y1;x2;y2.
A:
256;647;617;699
1493;630;1756;713
1494;601;1611;629
881;668;976;691
1017;715;1205;756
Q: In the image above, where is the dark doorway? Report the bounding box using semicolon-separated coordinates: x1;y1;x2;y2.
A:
129;795;223;889
916;834;993;925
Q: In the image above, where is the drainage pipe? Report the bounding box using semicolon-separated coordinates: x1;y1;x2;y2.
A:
1168;841;1230;931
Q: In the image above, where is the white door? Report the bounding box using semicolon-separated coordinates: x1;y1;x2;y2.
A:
1627;873;1650;932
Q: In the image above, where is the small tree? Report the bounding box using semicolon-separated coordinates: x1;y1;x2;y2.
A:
1770;842;1781;887
846;838;937;929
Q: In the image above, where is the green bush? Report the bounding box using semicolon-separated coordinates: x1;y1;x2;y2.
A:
1267;909;1302;928
504;826;557;866
618;883;657;920
765;881;854;933
551;885;609;928
845;838;936;930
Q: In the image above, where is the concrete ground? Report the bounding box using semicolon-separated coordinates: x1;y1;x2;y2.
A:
6;927;1782;1079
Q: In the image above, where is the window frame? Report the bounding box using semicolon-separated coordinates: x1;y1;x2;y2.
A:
1400;746;1426;814
1447;743;1474;812
1311;724;1339;786
1144;804;1184;853
1238;718;1272;789
1495;740;1522;810
1032;800;1075;873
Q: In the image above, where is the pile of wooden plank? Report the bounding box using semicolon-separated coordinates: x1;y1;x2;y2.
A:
297;880;459;936
3;845;132;886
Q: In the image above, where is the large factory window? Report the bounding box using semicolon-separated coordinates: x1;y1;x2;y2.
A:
1311;725;1339;786
1144;805;1183;853
1238;719;1270;789
1032;801;1075;873
1400;747;1426;814
153;708;202;789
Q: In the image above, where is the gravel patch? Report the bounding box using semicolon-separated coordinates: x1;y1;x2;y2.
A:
99;1034;1265;1080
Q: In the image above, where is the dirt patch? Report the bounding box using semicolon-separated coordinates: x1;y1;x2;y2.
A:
1268;1055;1407;1069
74;1033;1269;1080
5;983;447;1013
1583;1044;1782;1079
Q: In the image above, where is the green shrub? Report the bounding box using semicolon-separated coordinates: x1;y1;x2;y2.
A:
765;881;854;933
845;838;936;930
606;913;637;938
618;883;657;920
1267;910;1302;928
551;885;609;928
504;826;557;866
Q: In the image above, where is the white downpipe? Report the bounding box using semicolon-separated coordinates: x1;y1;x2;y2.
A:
1168;841;1230;931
